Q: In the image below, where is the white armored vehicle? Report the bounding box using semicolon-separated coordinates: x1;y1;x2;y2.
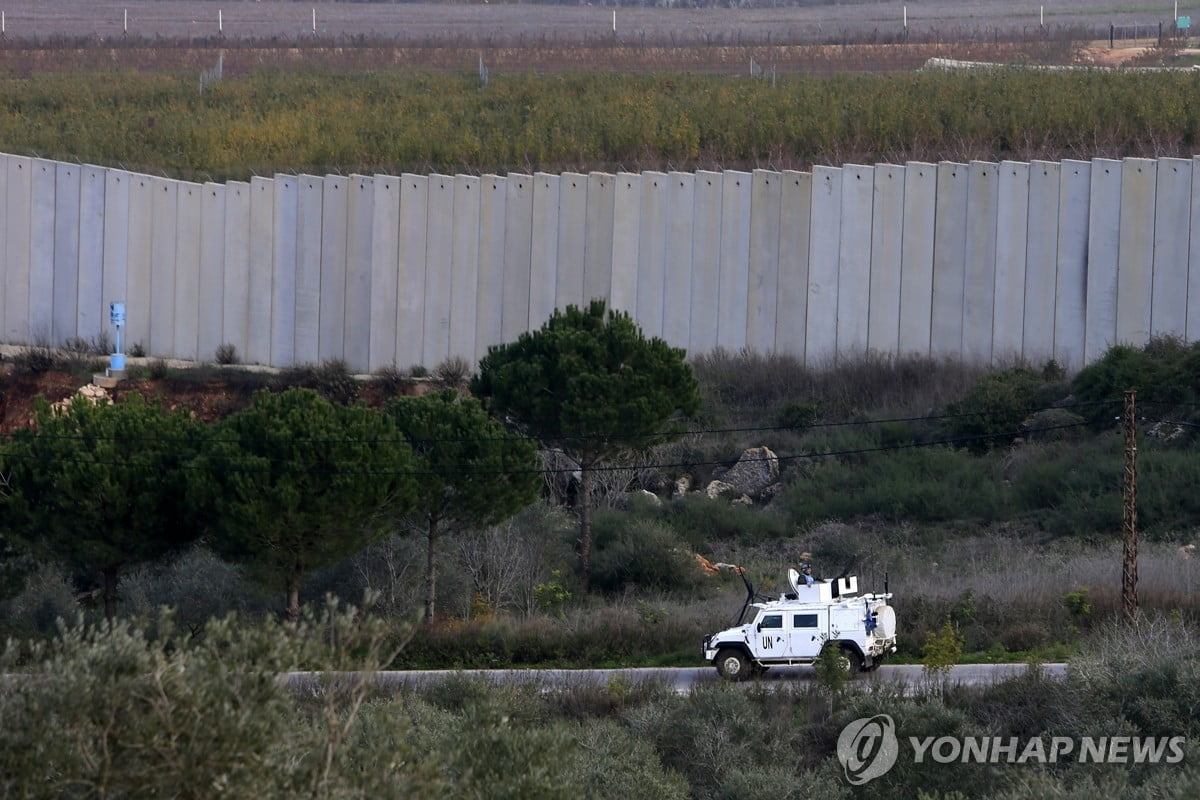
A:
702;566;897;680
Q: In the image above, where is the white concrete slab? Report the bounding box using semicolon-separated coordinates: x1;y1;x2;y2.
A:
556;172;586;311
369;174;401;371
931;162;968;358
611;172;641;317
717;170;751;351
269;176;298;367
689;170;721;355
293;176;322;365
475;174;506;358
992;161;1029;363
450;174;481;363
1150;157;1190;338
125;174;155;354
776;170;811;361
397;174;429;370
1023;161;1060;365
584;172;615;305
76;166;106;343
868;164;904;355
527;172;560;332
102;169;131;351
29;160;56;345
222;181;251;359
173;181;202;361
637;171;668;338
501;174;533;343
746;169;782;353
198;182;226;362
806;166;842;365
424;174;454;367
246;176;274;365
4;157;31;343
1085;159;1122;363
149;177;180;358
344;175;375;371
1115;158;1156;348
663;171;695;351
961;161;998;363
52;163;80;345
0;155;7;338
837;164;874;361
899;162;936;356
1190;157;1200;344
1054;160;1091;370
318;176;348;363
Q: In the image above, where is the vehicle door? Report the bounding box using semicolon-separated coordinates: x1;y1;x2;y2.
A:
752;612;785;658
786;609;827;659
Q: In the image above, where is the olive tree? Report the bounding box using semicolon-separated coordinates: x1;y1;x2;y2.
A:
194;388;418;620
0;393;204;623
471;300;700;589
383;390;540;621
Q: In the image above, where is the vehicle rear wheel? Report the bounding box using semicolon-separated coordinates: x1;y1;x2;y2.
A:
841;646;864;675
715;648;752;681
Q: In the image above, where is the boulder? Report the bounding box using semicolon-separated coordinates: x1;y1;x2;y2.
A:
720;445;780;497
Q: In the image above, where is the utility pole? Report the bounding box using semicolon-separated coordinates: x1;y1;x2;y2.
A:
1122;389;1139;624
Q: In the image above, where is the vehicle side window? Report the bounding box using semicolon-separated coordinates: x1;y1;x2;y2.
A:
793;614;819;628
759;614;783;630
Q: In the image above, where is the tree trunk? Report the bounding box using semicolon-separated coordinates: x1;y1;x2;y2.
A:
578;466;592;591
424;516;439;622
102;565;119;626
286;563;302;622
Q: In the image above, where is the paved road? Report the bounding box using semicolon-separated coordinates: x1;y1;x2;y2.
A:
284;662;1068;694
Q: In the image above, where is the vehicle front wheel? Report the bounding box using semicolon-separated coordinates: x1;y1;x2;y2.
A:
715;648;752;681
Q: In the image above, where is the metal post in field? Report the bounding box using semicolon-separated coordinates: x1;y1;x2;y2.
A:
1121;389;1139;624
218;9;223;34
312;8;316;34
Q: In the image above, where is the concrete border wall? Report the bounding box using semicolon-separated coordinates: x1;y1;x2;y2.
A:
2;153;1197;371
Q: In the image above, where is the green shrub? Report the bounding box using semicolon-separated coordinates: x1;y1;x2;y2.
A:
275;359;359;404
590;516;701;593
945;367;1046;452
654;492;791;547
1072;337;1200;424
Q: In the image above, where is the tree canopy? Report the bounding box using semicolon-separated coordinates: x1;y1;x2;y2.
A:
471;300;700;588
193;388;418;620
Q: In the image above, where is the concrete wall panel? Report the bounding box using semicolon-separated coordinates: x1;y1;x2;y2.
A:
29;160;56;344
101;169;131;349
899;162;936;355
424;174;454;367
663;171;695;350
689;171;721;354
1190;157;1200;342
806;166;842;365
746;169;782;353
246;177;274;365
173;181;202;361
1150;157;1190;338
837;165;873;360
1023;161;1060;364
198;182;226;362
992;161;1029;361
344;175;374;371
293;176;321;364
0;155;7;337
1115;158;1156;348
476;174;506;357
4;157;31;343
450;174;481;362
222;181;251;358
149;177;179;357
1054;160;1091;370
501;174;532;342
931;162;968;358
868;164;904;355
369;174;401;371
268;176;298;366
77;166;105;341
717;170;751;351
583;172;614;305
1085;160;1122;362
125;175;154;353
637;171;668;338
52;163;80;345
776;170;811;360
962;161;998;363
317;177;348;363
396;174;428;370
528;173;560;331
611;172;641;315
556;172;586;310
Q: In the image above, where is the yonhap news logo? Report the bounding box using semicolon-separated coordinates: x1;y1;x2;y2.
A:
836;715;1186;785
